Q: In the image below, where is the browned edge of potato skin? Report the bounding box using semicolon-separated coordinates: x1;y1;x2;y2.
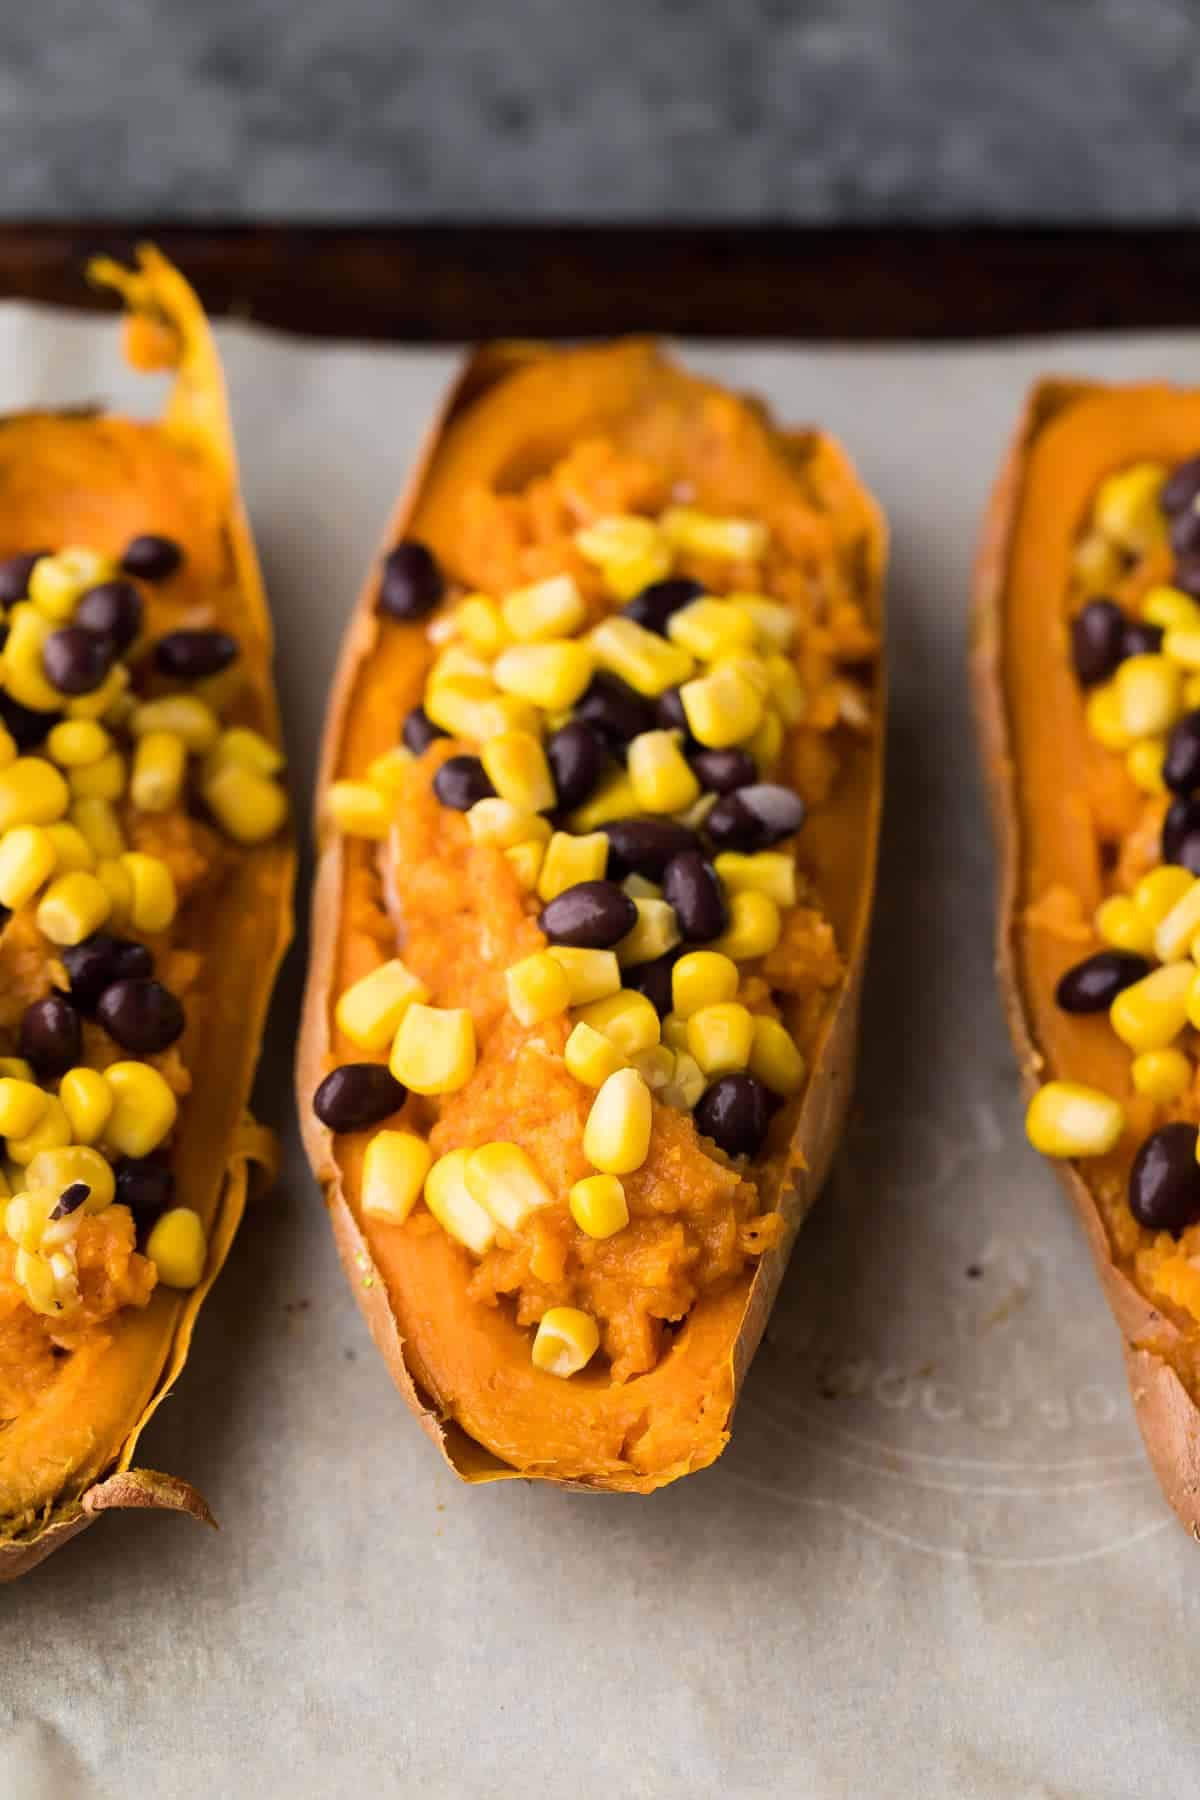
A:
297;339;886;1490
969;375;1200;1537
0;247;294;1578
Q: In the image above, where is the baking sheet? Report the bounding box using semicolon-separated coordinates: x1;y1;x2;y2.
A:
3;308;1200;1799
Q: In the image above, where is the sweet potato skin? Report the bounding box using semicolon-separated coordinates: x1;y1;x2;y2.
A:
970;375;1200;1536
298;341;886;1490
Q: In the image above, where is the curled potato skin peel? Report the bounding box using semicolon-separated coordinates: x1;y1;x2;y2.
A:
298;341;885;1491
0;250;294;1578
972;378;1200;1536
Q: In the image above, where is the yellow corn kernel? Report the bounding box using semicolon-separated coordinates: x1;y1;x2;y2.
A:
537;829;608;902
473;695;545;742
429;645;492;687
1131;1047;1192;1104
547;946;623;1006
505;951;571;1027
627;729;701;814
1115;654;1181;738
389;1003;476;1094
68;749;126;802
66;662;129;724
687;1002;754;1076
5;1189;58;1254
205;763;288;845
464;1141;553;1231
620;874;661;903
1095;894;1155;955
0;757;69;833
1085;683;1134;752
493;641;594;711
0;1079;47;1138
568;768;639;832
0;1060;31;1087
0;824;56;909
12;1244;67;1315
672;950;739;1018
1163;627;1200;670
2;605;62;712
481;730;555;814
575;514;662;568
423;673;497;738
361;747;412;796
749;1014;806;1096
505;839;546;891
465;798;551;850
1025;1081;1125;1157
1093;461;1167;553
1110;961;1193;1052
659;506;768;562
1134;865;1195;926
616;897;682;967
95;857;133;927
207;726;286;781
1143;585;1200;631
120;853;177;934
454;593;507;656
660;1014;690;1053
8;1094;72;1164
764;653;807;726
630;1044;675;1091
568;1172;628;1240
26;1145;115;1214
423;1148;496;1255
43;822;93;873
583;1067;653;1174
45;719;111;768
130;694;220;753
662;1050;705;1110
666;597;756;660
326;779;390;841
71;796;124;859
145;1208;207;1289
58;1067;114;1145
130;731;186;813
361;1130;433;1225
28;547;114;620
714;850;796;909
564;1020;627;1087
35;871;111;946
747;707;783;773
1073;531;1125;591
587;616;693;697
577;989;661;1057
729;593;795;650
531;1305;600;1378
336;959;429;1052
501;574;587;643
1155;879;1200;962
710;889;781;961
679;665;765;748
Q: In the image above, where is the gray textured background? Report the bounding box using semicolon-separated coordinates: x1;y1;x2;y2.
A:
2;0;1197;219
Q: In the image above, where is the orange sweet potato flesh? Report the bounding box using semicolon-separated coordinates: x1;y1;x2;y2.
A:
972;378;1200;1536
298;341;885;1491
0;249;294;1578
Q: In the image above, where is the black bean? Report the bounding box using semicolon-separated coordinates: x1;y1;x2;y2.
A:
539;880;637;949
313;1063;407;1132
707;784;806;853
1122;620;1164;659
622;577;704;637
42;625;114;695
1070;599;1127;687
622;948;679;1018
154;629;238;681
1163;795;1200;867
546;720;606;812
1176;555;1200;600
96;978;185;1054
0;550;48;607
378;540;443;621
1129;1123;1200;1234
694;1074;771;1159
61;932;154;1012
576;672;657;749
50;1181;90;1220
0;690;57;750
690;747;757;794
1163;457;1200;517
402;705;446;756
114;1157;175;1230
20;994;81;1078
603;816;702;880
655;686;699;747
74;580;143;651
1164;711;1200;795
1054;951;1151;1013
1172;504;1200;562
433;755;494;811
662;851;729;943
121;534;183;582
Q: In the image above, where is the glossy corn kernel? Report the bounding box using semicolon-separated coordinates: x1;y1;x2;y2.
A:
749;1014;806;1096
568;768;639;832
1131;1047;1192;1104
1115;654;1181;739
1134;865;1195;927
627;729;701;814
662;1050;705;1110
205;763;288;845
45;719;111;768
1163;627;1200;670
361;1130;433;1225
130;731;186;813
583;1067;653;1174
8;1094;72;1164
1095;894;1155;955
587;616;693;698
390;1003;476;1094
336;959;429;1051
505;839;546;891
680;665;765;748
714;850;796;909
660;1013;691;1053
95;857;133;926
764;653;807;726
672;950;740;1018
364;747;414;795
26;1145;116;1213
493;641;594;711
102;1063;177;1158
1025;1081;1125;1157
1073;532;1125;591
730;594;795;650
327;780;391;839
747;707;783;773
547;946;623;1006
68;749;126;802
1143;585;1200;631
146;1208;207;1289
423;673;497;738
1155;879;1200;962
531;1306;600;1378
71;796;124;860
43;822;94;873
481;730;555;814
0;1079;47;1138
568;1172;628;1240
564;1020;627;1087
659;506;768;562
12;1245;66;1315
0;758;69;833
68;662;130;724
453;593;506;656
501;574;587;643
575;514;662;568
666;598;756;661
466;798;552;849
2;605;61;712
687;1002;755;1076
1093;461;1167;553
505;951;571;1026
0;1058;33;1084
616;897;682;967
430;645;493;686
131;695;220;753
1110;961;1193;1052
423;1148;496;1255
538;829;608;902
120;853;177;934
58;1067;114;1146
207;726;286;780
577;989;661;1057
1085;683;1134;752
710;889;781;961
0;824;57;909
464;1141;553;1231
28;548;114;620
6;1189;62;1254
36;870;111;946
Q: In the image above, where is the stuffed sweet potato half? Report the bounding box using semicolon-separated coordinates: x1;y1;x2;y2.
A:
972;378;1200;1533
299;341;884;1490
0;250;293;1578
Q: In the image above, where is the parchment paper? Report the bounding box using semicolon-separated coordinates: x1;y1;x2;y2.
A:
3;309;1200;1800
